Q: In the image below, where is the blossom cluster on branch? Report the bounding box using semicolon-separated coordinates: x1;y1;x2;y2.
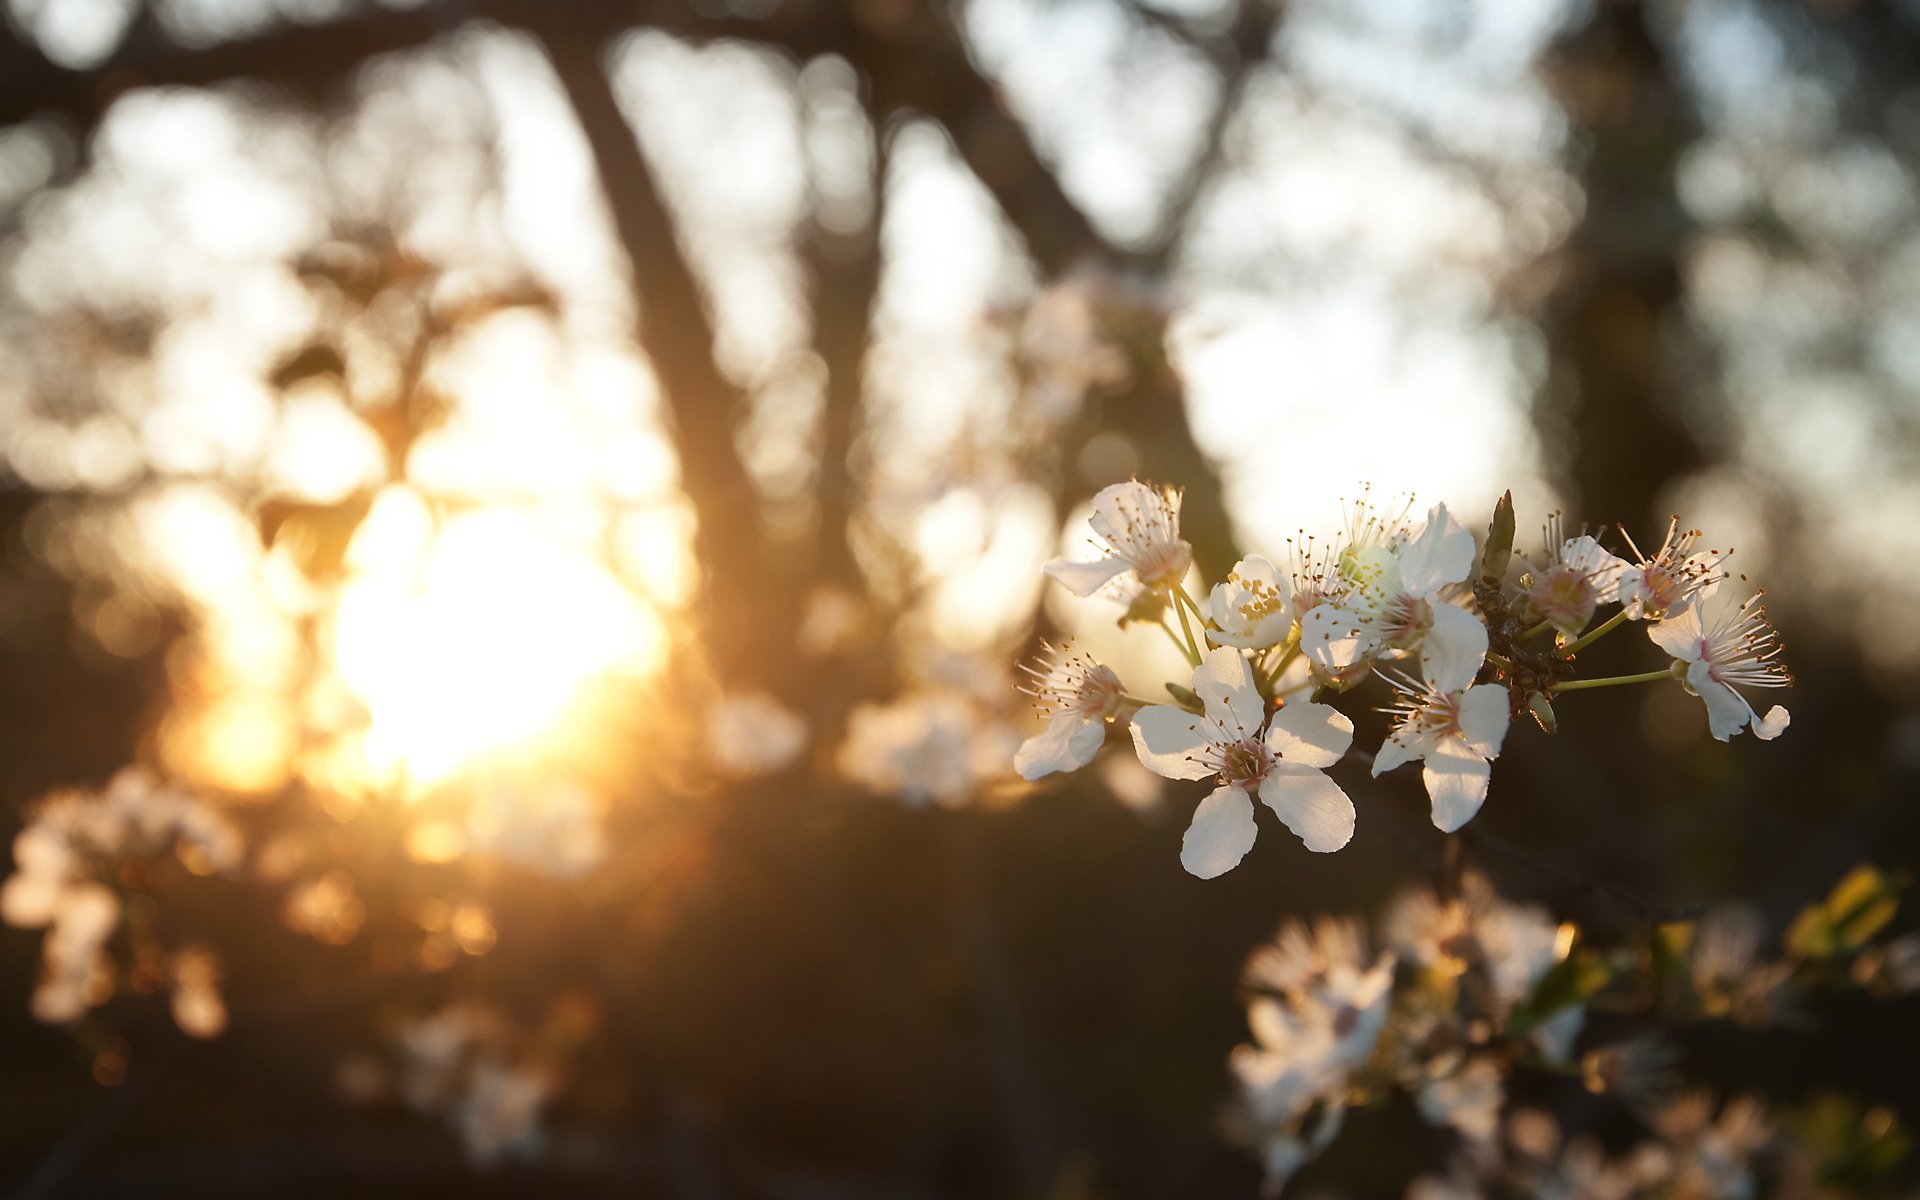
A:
1017;482;1794;878
1226;867;1919;1195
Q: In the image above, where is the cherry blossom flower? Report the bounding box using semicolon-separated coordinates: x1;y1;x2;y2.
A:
1304;501;1482;687
1647;583;1791;741
1044;480;1192;596
1014;641;1126;780
1207;555;1295;650
1130;647;1356;876
1372;617;1511;833
1527;516;1631;639
1617;519;1728;620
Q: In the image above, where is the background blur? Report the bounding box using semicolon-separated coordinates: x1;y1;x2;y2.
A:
2;0;1919;1195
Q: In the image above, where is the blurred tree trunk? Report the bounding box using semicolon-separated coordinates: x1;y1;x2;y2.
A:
1538;2;1708;542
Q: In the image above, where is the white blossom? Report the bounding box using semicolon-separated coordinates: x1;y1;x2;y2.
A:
1617;519;1728;620
466;781;607;880
1371;617;1511;833
1014;641;1125;780
1044;481;1192;597
1302;501;1483;688
839;693;1014;808
1417;1054;1505;1146
1527;517;1631;639
1647;583;1790;742
707;691;809;778
1207;555;1295;650
1130;648;1356;877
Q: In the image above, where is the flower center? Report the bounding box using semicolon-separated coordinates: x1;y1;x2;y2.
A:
1217;739;1271;789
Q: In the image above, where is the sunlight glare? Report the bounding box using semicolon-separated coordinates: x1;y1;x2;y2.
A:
328;499;665;790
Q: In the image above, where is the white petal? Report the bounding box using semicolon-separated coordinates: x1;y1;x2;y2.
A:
1687;661;1750;742
1088;481;1165;547
1561;536;1628;602
1371;733;1420;776
1043;555;1131;597
1259;763;1355;853
1181;785;1258;878
1420;602;1488;694
1264;701;1353;770
1754;705;1790;740
1647;608;1705;661
1014;713;1105;780
1423;737;1491;832
1301;605;1372;673
1397;503;1476;598
1456;684;1511;760
1128;705;1218;780
1192;646;1266;737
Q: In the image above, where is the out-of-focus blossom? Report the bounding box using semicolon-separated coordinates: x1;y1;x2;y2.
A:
797;586;868;657
394;1004;552;1166
1372;616;1510;832
1650;1092;1773;1200
169;947;228;1039
456;1060;551;1166
1014;641;1126;780
839;692;1015;808
465;781;607;880
1044;481;1191;597
1131;647;1356;875
707;691;809;778
284;869;366;945
1009;282;1129;421
2;768;242;1026
1417;1054;1506;1146
1648;583;1791;742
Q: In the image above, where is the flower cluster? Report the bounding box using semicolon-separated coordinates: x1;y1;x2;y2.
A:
1020;483;1794;877
1224;865;1918;1194
370;1004;555;1166
1;767;242;1027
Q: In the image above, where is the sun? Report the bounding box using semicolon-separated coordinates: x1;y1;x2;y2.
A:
325;489;666;791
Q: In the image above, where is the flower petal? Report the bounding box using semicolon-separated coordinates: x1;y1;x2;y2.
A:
1420;602;1487;694
1043;554;1132;597
1181;785;1258;878
1259;763;1355;853
1014;713;1106;780
1647;607;1705;660
1686;661;1751;741
1423;736;1491;832
1371;732;1420;776
1561;535;1627;603
1192;646;1266;737
1265;701;1353;769
1301;604;1372;675
1397;503;1476;598
1088;481;1168;548
1128;705;1217;780
1754;705;1790;740
1456;684;1511;761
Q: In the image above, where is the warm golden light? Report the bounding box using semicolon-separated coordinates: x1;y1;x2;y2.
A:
326;490;666;791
